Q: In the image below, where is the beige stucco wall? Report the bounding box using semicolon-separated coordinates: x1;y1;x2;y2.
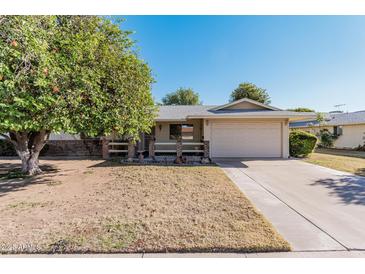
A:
294;124;365;149
203;118;289;158
282;120;289;158
154;119;203;143
335;124;365;148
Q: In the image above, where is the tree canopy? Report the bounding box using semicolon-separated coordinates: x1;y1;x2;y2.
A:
287;107;315;112
0;16;156;174
229;82;271;104
161;88;201;105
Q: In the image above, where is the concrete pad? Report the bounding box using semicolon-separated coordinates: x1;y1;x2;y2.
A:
218;161;346;252
218;159;365;251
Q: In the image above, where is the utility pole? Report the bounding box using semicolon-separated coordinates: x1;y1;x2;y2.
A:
333;104;346;113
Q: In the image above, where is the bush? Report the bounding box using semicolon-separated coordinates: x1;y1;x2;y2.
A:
289;130;318;158
318;129;336;148
0;139;17;156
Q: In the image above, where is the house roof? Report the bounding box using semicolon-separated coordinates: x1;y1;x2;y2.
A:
209;98;281;111
156;102;316;122
290;111;365;128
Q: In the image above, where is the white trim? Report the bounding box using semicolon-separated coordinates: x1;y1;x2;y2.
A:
209;98;281;111
108;142;128;146
155;142;176;145
292;122;365;128
182;142;204;146
109;149;127;153
155;119;187;122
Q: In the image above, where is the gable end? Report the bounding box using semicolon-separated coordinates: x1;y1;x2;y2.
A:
210;98;280;111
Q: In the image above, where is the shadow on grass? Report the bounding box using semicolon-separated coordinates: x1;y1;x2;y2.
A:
312;175;365;205
0;162;59;197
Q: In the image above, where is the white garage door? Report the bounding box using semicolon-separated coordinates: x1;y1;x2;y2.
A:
211;122;282;157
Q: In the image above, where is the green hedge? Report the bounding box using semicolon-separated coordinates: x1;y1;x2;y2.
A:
0;139;17;156
289;130;317;158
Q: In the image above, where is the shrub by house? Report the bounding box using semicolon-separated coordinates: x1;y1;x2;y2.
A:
289;130;317;157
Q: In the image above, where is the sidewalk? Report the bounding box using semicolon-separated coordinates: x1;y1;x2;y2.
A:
1;251;364;258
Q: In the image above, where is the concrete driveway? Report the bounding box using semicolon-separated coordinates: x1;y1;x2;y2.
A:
217;159;365;251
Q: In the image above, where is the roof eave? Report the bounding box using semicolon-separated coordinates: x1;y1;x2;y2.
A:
155;118;187;122
186;114;316;121
292;121;365;128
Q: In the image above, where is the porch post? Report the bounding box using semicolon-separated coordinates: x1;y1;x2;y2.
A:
176;137;183;157
175;136;183;163
127;140;135;162
149;137;155;160
138;133;144;163
201;140;210;164
101;137;109;159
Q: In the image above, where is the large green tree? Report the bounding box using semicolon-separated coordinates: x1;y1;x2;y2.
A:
287;107;315;112
230;82;271;104
0;16;156;174
161;87;201;105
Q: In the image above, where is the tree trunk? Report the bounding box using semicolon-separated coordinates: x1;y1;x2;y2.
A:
8;130;50;175
25;151;42;175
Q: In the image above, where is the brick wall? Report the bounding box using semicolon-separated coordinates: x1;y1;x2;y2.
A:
43;139;102;157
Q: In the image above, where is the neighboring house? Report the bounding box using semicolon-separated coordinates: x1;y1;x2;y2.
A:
146;98;314;158
290;111;365;149
49;132;81;140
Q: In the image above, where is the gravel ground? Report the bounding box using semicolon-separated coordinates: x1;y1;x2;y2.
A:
0;158;289;254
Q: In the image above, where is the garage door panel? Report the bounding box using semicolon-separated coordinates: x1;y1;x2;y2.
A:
211;122;281;157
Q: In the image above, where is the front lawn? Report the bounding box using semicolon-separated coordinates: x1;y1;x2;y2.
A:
0;159;289;254
304;148;365;176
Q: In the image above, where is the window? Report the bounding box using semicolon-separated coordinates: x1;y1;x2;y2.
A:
333;126;343;136
181;124;194;140
169;124;181;140
169;124;194;140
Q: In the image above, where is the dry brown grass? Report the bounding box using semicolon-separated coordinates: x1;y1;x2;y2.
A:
304;149;365;177
0;159;290;254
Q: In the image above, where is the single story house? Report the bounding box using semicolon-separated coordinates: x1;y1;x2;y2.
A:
1;98;314;158
136;98;315;159
290;111;365;149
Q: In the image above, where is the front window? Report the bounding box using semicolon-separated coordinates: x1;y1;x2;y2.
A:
169;124;194;140
169;124;181;140
333;126;343;136
181;124;194;140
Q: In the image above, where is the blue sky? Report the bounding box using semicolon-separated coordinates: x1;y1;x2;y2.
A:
121;16;365;112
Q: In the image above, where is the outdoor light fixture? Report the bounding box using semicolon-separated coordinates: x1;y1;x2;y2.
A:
159;124;162;131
